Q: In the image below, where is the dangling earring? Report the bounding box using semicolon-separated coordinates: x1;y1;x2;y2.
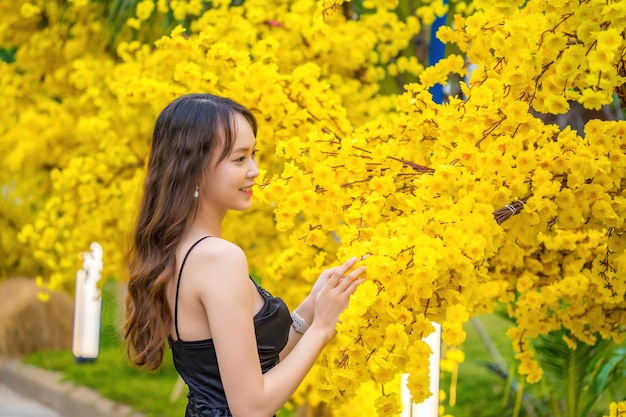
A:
193;184;199;198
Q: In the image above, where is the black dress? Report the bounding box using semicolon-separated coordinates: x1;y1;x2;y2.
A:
169;236;292;417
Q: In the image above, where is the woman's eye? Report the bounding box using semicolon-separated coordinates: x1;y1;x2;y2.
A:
234;150;257;162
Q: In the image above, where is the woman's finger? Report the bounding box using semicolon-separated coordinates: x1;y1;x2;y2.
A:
320;266;337;278
323;266;345;289
336;266;366;291
347;277;365;294
345;265;367;280
323;257;358;289
334;257;358;277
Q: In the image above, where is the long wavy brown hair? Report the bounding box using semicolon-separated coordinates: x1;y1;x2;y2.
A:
124;94;258;370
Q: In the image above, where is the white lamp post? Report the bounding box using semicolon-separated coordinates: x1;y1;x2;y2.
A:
72;242;104;363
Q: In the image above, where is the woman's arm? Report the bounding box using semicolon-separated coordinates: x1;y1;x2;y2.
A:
190;239;364;417
279;298;313;360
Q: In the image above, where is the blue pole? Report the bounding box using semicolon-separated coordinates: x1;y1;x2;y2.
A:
428;0;449;104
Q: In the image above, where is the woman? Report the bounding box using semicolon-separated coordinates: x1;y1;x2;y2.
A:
124;93;365;417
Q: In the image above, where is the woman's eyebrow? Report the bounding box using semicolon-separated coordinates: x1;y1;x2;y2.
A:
231;143;257;153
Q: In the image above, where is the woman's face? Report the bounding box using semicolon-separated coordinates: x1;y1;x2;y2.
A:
200;113;259;214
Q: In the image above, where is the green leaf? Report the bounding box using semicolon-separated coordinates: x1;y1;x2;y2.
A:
0;48;16;63
533;330;625;417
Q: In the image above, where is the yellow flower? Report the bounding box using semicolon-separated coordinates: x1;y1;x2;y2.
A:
445;304;469;323
576;20;599;44
374;393;401;416
468;84;493;107
411;314;435;339
305;229;328;247
604;401;626;417
384;323;409;349
69;0;89;6
596;28;623;53
588;48;616;73
274;209;295;231
442;322;466;346
350;280;378;316
591;200;620;225
542;93;569;114
581;88;611;111
464;238;485;260
136;0;155;21
20;3;41;18
516;350;544;383
368;175;396;195
264;179;288;201
392;305;414;326
126;17;142;30
557;207;583;229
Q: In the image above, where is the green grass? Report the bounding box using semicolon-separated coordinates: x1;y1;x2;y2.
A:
439;312;522;417
24;278;188;417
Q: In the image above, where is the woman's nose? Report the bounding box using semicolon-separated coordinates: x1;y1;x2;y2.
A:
248;159;259;178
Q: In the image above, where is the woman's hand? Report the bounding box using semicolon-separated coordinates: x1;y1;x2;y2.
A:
310;257;366;342
281;258;366;359
296;260;353;323
306;256;367;307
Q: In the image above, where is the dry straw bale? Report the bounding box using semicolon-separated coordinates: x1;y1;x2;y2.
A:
0;277;73;356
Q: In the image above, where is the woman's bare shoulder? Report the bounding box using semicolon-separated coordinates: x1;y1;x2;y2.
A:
184;237;249;284
194;237;246;260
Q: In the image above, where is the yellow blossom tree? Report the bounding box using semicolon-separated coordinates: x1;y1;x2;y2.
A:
1;0;625;415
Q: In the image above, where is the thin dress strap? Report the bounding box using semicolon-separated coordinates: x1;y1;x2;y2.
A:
174;236;211;341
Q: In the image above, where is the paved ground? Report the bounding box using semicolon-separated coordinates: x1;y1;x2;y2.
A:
0;358;143;417
0;383;60;417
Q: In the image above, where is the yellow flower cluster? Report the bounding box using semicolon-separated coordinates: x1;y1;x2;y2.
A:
0;0;424;287
1;0;625;415
259;0;626;411
438;0;626;113
605;401;626;417
0;0;139;283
